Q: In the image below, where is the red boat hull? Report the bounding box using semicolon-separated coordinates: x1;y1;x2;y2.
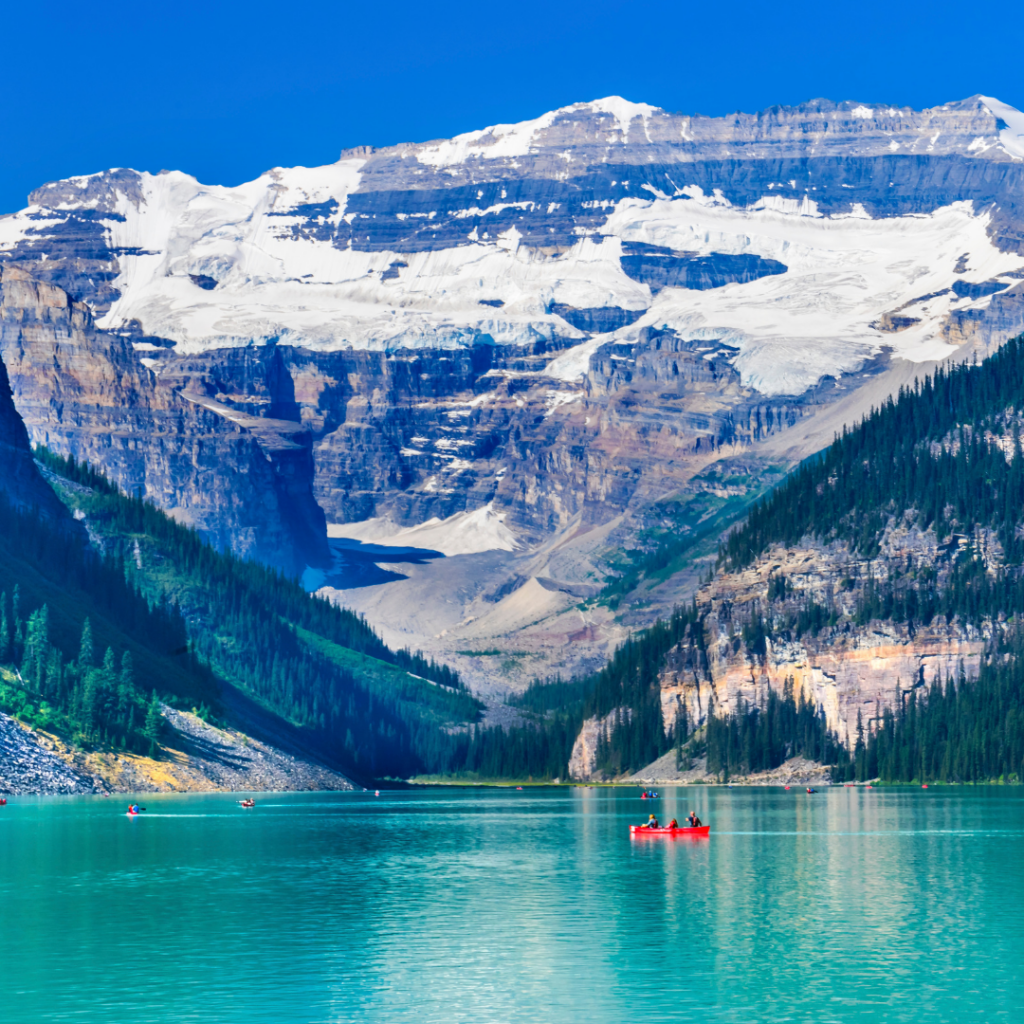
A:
630;825;710;836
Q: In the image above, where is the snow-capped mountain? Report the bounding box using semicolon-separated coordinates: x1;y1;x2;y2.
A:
3;95;1024;396
1;95;1024;645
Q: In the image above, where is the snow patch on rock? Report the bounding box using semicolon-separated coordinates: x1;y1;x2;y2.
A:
328;502;520;556
979;95;1024;159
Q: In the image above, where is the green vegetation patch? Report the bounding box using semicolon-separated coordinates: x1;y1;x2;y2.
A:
30;448;478;780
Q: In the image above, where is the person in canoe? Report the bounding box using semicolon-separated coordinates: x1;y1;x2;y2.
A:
644;813;660;829
687;811;702;828
667;818;679;830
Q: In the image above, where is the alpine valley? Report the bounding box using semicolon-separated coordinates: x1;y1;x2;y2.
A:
4;93;1024;788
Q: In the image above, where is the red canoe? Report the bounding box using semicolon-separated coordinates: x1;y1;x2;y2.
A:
630;825;710;836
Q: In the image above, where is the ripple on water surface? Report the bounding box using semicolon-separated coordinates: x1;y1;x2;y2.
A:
1;787;1023;1023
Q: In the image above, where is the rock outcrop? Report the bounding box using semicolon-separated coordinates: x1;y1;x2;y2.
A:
0;265;328;576
0;706;356;795
656;533;986;748
152;326;820;540
568;707;630;781
0;348;70;522
0;712;96;795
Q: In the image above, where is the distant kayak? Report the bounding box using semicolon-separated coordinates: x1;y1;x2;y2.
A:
630;825;710;836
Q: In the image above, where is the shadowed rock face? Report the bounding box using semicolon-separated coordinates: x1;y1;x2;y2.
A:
549;304;647;334
0;265;328;577
619;243;788;293
151;327;833;542
0;348;70;522
1;95;1024;577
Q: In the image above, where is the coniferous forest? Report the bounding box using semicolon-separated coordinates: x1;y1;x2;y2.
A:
1;451;480;781
442;334;1024;784
0;494;192;754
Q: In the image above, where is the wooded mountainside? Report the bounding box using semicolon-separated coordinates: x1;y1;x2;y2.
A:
1;448;481;782
449;335;1024;783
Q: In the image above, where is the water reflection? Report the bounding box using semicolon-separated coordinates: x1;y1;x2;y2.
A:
1;787;1023;1023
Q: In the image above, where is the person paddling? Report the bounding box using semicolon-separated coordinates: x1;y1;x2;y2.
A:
687;811;702;828
645;813;660;829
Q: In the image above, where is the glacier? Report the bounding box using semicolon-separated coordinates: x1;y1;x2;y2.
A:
4;92;1024;685
2;94;1024;398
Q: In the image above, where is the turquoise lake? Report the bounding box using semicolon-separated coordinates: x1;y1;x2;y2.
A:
2;786;1023;1023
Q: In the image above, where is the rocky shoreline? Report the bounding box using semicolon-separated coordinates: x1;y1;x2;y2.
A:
0;706;355;796
626;753;834;788
0;712;98;795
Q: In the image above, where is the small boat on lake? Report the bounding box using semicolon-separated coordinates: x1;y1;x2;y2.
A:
630;825;710;837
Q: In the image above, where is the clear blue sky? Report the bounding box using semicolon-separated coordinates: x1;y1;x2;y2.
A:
3;0;1022;213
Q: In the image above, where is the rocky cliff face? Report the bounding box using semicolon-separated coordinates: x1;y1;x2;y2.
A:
567;707;630;781
655;528;988;751
153;324;820;539
0;265;328;576
0;339;70;522
2;94;1024;603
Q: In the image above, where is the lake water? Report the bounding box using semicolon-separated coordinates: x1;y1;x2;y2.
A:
2;786;1023;1023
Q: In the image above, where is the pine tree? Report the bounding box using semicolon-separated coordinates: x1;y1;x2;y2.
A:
78;618;94;669
143;690;163;758
0;597;9;664
118;651;134;717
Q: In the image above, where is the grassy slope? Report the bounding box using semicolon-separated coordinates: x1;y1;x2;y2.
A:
596;460;786;605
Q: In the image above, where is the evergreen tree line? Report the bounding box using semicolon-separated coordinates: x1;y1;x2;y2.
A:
35;447;461;690
457;629;1024;784
846;651;1024;783
33;449;477;779
0;593;165;754
702;680;853;781
704;650;1024;785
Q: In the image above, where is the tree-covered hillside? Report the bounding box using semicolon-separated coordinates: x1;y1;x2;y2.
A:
0;490;209;754
1;448;481;781
445;335;1024;784
724;335;1024;592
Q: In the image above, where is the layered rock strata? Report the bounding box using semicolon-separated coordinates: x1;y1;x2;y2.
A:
658;532;987;751
0;265;327;576
153;327;821;539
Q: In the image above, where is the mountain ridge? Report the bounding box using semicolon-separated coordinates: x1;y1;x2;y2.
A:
3;93;1024;691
